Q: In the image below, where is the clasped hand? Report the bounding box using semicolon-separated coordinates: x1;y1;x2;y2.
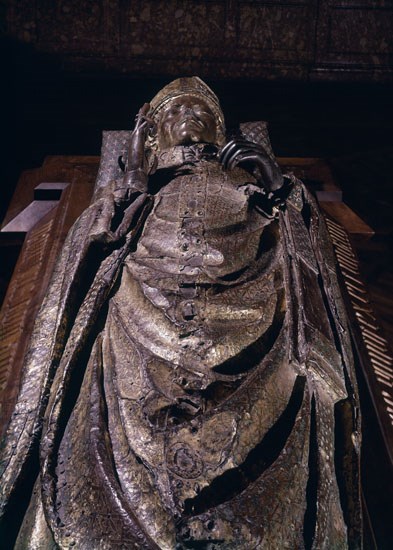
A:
219;139;284;194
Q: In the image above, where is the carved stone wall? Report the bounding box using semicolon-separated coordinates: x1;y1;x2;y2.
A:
312;0;393;80
5;0;393;81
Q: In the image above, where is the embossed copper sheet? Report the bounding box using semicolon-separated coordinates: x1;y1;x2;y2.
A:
0;106;361;547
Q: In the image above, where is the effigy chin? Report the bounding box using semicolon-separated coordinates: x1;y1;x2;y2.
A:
0;77;362;549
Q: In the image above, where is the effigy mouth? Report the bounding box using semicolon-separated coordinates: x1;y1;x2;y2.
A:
178;116;205;128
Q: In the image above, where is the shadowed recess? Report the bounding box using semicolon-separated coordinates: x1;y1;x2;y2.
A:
304;395;318;550
213;288;285;376
182;375;306;517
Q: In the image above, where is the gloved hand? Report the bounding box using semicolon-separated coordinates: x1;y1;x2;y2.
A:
219;139;284;193
121;103;156;196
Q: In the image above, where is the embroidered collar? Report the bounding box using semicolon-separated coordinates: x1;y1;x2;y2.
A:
156;143;218;170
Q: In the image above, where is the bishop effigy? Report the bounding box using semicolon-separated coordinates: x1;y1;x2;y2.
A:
0;77;362;549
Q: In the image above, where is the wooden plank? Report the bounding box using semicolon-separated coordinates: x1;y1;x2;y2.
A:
0;157;98;435
319;201;374;236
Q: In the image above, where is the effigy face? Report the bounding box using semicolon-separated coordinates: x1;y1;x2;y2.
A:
158;94;217;148
0;78;362;550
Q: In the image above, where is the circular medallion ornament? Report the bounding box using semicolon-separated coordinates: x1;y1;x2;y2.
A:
166;442;204;479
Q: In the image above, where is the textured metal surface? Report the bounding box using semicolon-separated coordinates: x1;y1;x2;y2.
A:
0;80;361;549
239;121;275;161
94;130;130;199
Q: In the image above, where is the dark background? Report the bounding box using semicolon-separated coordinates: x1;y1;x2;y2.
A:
2;0;393;231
